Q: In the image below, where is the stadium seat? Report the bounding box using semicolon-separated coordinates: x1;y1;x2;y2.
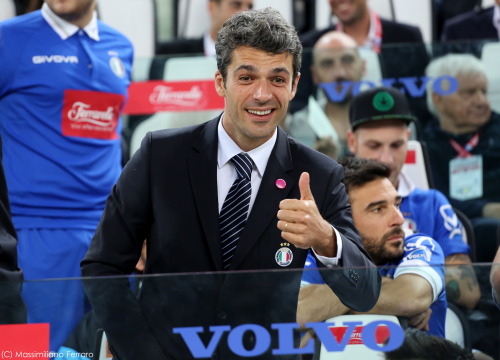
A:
445;302;472;350
402;140;434;190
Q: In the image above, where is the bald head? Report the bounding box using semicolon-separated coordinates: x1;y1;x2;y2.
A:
314;31;358;54
311;31;365;98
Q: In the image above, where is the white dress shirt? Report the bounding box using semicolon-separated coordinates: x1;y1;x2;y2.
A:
216;115;342;265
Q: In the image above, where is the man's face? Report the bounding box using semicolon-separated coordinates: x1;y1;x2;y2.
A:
349;177;405;265
328;0;368;25
433;72;491;134
210;0;253;34
347;120;410;187
215;46;300;151
45;0;96;21
312;46;364;104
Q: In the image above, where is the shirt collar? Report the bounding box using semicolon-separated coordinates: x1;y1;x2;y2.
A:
217;113;277;177
397;169;415;198
493;4;500;37
41;2;99;41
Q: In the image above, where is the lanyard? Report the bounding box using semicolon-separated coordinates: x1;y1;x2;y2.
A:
449;133;480;158
336;9;383;53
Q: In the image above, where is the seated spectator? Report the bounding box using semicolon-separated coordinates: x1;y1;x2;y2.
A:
424;53;500;263
437;1;499;57
286;31;365;158
346;86;480;309
295;0;429;119
491;246;500;308
155;0;253;57
299;157;447;337
385;328;475;360
441;1;499;42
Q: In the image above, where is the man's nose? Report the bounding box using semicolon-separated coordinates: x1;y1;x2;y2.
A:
379;149;394;165
253;81;272;101
391;206;405;227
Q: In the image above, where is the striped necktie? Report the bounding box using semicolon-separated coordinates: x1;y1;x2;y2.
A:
219;153;253;270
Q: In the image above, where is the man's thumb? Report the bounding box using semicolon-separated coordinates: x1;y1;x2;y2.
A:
299;172;314;201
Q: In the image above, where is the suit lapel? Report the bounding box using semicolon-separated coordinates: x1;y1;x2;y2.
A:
230;128;296;269
188;117;223;270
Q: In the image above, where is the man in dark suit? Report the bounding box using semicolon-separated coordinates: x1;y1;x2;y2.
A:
294;0;430;123
0;137;26;325
82;7;381;360
439;3;499;57
441;3;499;42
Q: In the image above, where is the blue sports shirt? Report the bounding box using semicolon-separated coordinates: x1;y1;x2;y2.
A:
0;8;133;229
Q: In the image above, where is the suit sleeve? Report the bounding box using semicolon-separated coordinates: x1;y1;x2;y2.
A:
81;133;168;360
316;167;381;312
0;138;27;324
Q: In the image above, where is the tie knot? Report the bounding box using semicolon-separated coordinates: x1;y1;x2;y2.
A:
231;153;253;180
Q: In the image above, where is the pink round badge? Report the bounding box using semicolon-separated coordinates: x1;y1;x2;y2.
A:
275;179;286;189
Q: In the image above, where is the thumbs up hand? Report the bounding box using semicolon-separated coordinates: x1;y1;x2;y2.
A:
299;172;314;201
277;172;337;257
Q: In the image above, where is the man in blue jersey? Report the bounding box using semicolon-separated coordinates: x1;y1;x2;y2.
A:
345;86;480;310
0;0;133;351
299;157;447;337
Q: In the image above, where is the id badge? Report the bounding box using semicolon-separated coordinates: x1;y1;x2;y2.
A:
449;155;483;201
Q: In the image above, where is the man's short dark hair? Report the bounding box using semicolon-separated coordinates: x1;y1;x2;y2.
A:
215;7;302;86
340;157;391;194
385;328;474;360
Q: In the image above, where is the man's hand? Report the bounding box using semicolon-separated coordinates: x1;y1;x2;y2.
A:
277;172;336;257
407;308;432;332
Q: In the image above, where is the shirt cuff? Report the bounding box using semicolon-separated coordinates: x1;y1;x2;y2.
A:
312;226;343;267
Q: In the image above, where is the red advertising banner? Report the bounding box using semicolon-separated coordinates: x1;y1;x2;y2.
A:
0;323;50;359
123;80;225;115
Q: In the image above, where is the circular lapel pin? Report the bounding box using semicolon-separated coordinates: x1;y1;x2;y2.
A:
275;179;286;189
275;247;293;267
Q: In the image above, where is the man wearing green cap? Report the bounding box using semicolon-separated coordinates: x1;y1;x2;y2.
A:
345;86;480;310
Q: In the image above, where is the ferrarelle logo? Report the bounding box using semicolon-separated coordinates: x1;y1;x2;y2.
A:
149;85;204;107
32;55;79;64
67;102;115;127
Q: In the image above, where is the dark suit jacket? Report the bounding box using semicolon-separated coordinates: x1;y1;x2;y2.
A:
81;117;381;360
0;137;27;325
441;7;497;42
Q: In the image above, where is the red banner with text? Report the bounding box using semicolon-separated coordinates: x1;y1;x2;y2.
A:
123;80;224;115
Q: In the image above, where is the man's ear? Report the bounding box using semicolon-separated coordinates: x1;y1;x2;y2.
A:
215;70;225;97
290;72;301;99
346;130;356;154
431;92;441;110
